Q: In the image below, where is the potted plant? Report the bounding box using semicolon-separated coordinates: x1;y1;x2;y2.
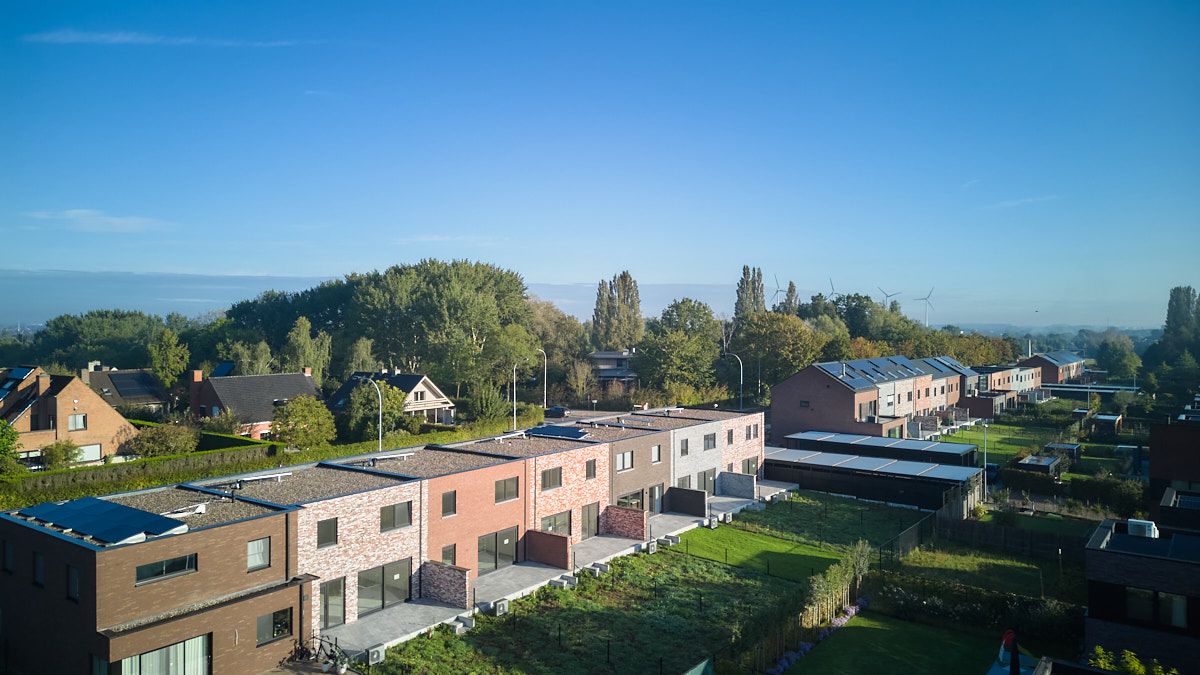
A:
335;652;350;675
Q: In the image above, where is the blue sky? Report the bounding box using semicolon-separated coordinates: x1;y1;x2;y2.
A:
1;1;1197;326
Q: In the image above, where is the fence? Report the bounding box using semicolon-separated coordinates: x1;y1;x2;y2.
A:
935;518;1089;563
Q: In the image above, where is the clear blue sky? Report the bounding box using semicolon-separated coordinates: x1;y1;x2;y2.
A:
2;1;1196;326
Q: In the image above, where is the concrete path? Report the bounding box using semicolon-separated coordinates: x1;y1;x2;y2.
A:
756;479;795;500
472;561;565;610
648;511;705;540
320;598;462;656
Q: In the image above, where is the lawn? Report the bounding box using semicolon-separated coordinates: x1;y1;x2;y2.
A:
899;542;1086;603
678;524;843;582
1062;455;1124;481
977;511;1097;538
378;550;800;675
942;422;1065;467
787;611;997;674
733;490;928;549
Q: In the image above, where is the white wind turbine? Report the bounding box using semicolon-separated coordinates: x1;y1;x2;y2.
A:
917;287;935;327
877;286;900;308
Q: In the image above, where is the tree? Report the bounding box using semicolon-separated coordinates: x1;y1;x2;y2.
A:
1096;336;1141;380
772;281;800;315
565;360;596;404
222;340;273;375
807;314;852;361
341;337;380;379
340;381;420;442
734;266;766;320
1108;391;1136;416
279;317;333;387
130;424;200;457
148;328;190;391
200;407;243;435
40;440;82;470
465;383;507;421
528;298;588;387
271;396;336;451
635;299;722;390
0;419;22;476
729;313;828;400
591;271;643;350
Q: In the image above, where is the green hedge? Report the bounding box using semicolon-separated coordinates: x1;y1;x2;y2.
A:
0;409;544;510
998;468;1064;497
130;420;271;452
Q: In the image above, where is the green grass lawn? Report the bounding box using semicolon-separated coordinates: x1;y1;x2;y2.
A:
378;550;799;675
787;611;997;674
1062;455;1124;481
678;524;843;582
899;542;1086;603
978;511;1097;537
734;490;928;549
942;422;1065;467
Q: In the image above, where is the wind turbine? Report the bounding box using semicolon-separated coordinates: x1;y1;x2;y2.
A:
770;274;784;305
877;286;900;308
828;278;838;299
917;287;935;327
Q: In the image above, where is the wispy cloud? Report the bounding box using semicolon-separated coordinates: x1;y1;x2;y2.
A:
960;179;981;190
981;194;1060;209
395;234;509;247
22;29;317;48
25;209;173;233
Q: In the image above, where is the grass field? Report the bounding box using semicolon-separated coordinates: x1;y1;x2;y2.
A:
1062;455;1124;481
978;511;1097;537
734;490;928;549
787;611;997;674
899;543;1086;603
378;550;799;674
678;524;843;582
942;422;1064;467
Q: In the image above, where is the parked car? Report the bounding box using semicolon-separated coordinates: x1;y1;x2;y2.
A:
546;405;570;418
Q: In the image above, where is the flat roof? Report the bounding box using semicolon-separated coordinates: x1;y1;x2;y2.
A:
565;423;656;441
108;487;280;528
1018;455;1060;467
766;448;982;484
1045;442;1081;450
785;430;976;456
658;408;750;421
1093;521;1200;563
449;434;595;458
623;414;704;430
344;447;511;478
196;465;411;505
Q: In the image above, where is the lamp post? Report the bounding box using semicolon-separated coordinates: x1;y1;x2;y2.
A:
536;348;547;409
512;363;518;432
354;375;383;453
982;421;989;500
724;352;744;411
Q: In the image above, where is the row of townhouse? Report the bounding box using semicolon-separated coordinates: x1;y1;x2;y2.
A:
770;352;1082;441
0;407;763;675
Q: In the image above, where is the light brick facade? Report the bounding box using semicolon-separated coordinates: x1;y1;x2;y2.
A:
720;412;764;477
527;443;610;545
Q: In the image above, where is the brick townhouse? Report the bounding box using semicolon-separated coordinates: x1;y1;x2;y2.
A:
1;365;138;464
1018;350;1086;384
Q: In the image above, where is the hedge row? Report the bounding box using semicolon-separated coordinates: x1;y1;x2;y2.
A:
0;409;545;510
997;468;1146;517
129;420;272;452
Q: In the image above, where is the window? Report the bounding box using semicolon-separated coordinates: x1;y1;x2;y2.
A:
358;559;411;614
742;457;759;475
135;554;197;584
651;445;662;463
2;539;11;573
91;655;109;675
585;459;597;479
256;608;292;645
381;502;413;531
679;439;689;457
727;429;734;445
907;392;912;402
441;544;456;566
247;537;271;571
32;552;44;587
797;400;810;408
1125;587;1154;623
67;565;80;601
745;425;752;440
1159;592;1187;629
120;635;208;675
494;477;519;502
616;490;643;509
541;467;562;490
753;424;760;439
677;476;692;489
68;414;87;431
541;510;571;535
414;390;426;402
703;433;716;450
321;578;345;629
442;490;457;516
317;518;338;548
925;387;930;397
615;450;634;471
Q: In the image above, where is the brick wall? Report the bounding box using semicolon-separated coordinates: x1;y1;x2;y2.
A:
423;460;528;584
717;471;755;499
419;561;471;610
601;504;647;539
297;481;422;632
720;413;763;477
670;420;723;491
10;377;138;461
528;443;610;545
524;530;570;569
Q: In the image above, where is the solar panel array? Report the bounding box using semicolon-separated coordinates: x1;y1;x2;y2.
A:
527;425;591;441
17;497;187;545
109;372;155;399
785;430;975;457
764;447;981;484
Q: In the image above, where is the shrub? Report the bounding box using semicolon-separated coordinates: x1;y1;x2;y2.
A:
992;507;1018;527
130;424;200;457
40;440;82;470
200;408;244;435
272;396;336;452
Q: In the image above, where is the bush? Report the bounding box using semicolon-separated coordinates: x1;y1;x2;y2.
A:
40;440;82;470
272;396;336;452
998;468;1062;497
465;384;507;421
1070;476;1146;518
991;507;1018;527
130;424;200;457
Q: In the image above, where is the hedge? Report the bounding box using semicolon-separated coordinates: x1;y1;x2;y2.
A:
130;420;271;452
0;408;544;510
997;468;1146;517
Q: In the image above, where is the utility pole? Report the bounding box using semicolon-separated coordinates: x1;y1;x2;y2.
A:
536;348;548;409
354;375;383;453
512;363;518;431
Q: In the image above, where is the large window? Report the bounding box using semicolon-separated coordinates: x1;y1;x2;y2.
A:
68;414;87;431
677;476;692;489
679;439;689;457
494;477;519;502
135;554;196;585
317;518;338;548
247;537;270;571
541;510;571;535
1125;586;1189;629
703;433;716;450
67;565;80;601
616;490;643;510
1126;587;1155;623
358;559;411;615
585;459;597;480
651;445;662;463
615;451;633;471
442;490;457;516
380;502;413;532
120;634;209;675
742;457;759;475
541;467;562;491
256;608;292;645
320;577;345;629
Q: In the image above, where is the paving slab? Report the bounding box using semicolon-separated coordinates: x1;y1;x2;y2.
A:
319;598;461;656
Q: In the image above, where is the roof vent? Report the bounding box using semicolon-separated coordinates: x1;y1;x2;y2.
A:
841;363;847;378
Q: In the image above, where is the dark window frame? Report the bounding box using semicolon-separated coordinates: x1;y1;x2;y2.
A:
247;536;271;572
256;607;293;646
67;564;80;602
441;544;456;566
316;518;339;548
135;553;197;585
442;490;457;517
585;459;597;480
703;433;716;450
541;467;563;491
494;476;520;503
380;502;413;532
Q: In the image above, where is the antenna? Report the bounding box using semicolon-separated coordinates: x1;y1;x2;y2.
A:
877;286;901;308
916;287;935;327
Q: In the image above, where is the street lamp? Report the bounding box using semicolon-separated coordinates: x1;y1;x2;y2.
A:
982;421;989;500
353;375;383;454
512;363;519;432
536;348;547;409
724;352;744;411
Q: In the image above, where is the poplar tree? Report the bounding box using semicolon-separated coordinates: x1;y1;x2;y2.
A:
734;265;766;321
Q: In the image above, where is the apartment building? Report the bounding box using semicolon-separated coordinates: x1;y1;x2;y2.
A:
770;356;978;440
0;365;139;464
0;486;310;674
1019;351;1086;384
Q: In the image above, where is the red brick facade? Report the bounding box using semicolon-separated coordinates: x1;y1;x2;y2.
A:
527;443;610;545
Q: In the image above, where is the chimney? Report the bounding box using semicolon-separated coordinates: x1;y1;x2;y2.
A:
88;360;102;372
79;368;90;384
302;367;313;377
1027;340;1033;358
841;362;847;378
36;372;51;397
189;370;204;419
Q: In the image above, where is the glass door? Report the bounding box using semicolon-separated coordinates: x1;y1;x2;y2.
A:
320;577;345;628
383;558;411;605
581;502;600;539
497;526;518;569
478;532;497;575
649;484;664;513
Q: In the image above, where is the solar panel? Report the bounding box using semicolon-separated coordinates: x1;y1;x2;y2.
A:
528;426;590;441
110;372;154;398
8;367;34;381
795;452;857;467
17;497;187;545
921;465;983;482
841;456;896;471
881;461;937;477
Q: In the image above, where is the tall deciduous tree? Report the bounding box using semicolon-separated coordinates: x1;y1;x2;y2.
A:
1096;336;1142;380
222;340;274;375
590;271;643;350
734;266;766;320
773;281;800;315
527;298;588;384
730;312;828;397
279;317;332;386
634;298;721;390
148;328;190;390
341;337;380;379
565;360;595;403
340;382;419;442
272;395;336;451
0;419;22;476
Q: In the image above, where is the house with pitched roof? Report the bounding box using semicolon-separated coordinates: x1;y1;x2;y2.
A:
80;362;170;415
189;368;320;439
328;370;455;425
0;365;139;464
1019;350;1086;384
